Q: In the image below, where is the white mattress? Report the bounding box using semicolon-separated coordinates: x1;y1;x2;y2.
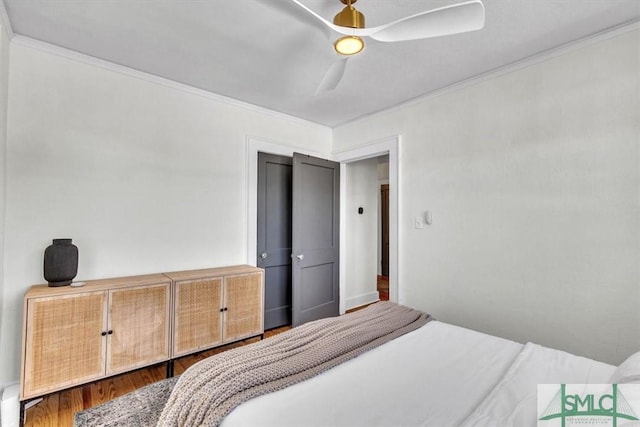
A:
222;321;523;427
222;320;616;427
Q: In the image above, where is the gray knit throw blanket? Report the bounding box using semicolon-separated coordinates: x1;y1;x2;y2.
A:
157;302;432;427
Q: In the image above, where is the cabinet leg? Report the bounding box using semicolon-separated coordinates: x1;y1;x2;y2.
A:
260;333;265;340
166;360;174;377
20;400;26;427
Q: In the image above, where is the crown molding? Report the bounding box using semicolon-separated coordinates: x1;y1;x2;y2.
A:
10;35;331;132
0;0;14;39
334;19;640;128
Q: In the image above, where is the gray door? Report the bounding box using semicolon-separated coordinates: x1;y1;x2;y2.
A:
257;153;293;330
292;153;340;327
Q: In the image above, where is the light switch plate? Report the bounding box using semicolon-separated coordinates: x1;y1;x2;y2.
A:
414;216;424;229
425;211;432;225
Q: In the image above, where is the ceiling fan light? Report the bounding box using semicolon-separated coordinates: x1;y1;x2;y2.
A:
334;36;364;55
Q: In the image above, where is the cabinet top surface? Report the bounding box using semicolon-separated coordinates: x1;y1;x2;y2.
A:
163;264;263;281
25;273;171;298
25;265;263;298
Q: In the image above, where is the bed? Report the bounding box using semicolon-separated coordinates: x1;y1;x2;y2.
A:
74;302;638;427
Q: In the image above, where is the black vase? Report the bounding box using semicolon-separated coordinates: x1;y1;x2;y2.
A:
44;239;78;287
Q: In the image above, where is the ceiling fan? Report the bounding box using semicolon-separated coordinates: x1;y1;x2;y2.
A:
289;0;486;93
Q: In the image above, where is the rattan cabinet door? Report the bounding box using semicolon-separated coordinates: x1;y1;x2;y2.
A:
223;272;264;342
106;283;170;375
22;291;107;399
173;278;224;357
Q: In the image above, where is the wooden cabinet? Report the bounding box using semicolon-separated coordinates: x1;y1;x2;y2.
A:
21;266;263;401
22;292;107;399
106;284;170;375
166;266;264;358
223;272;264;342
21;274;170;400
172;276;224;356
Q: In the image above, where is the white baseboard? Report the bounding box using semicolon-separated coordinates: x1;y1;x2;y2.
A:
345;291;380;311
1;383;20;427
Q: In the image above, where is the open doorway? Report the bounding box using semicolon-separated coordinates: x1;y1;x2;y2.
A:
377;156;390;301
378;157;390;300
342;154;390;308
380;183;390;278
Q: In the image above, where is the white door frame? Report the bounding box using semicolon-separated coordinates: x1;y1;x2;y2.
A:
332;136;400;313
246;135;400;316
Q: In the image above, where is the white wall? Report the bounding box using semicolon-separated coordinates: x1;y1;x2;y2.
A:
344;157;379;309
0;23;10;389
333;29;640;365
1;22;636;388
0;41;331;383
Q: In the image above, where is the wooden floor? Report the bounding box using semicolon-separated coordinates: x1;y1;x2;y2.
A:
378;275;389;301
24;327;290;427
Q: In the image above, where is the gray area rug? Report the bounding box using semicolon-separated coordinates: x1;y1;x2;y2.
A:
74;377;177;427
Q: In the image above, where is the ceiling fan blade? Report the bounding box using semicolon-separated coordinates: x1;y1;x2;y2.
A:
369;0;485;42
290;0;344;33
315;58;349;94
257;0;332;38
289;0;379;38
289;0;383;38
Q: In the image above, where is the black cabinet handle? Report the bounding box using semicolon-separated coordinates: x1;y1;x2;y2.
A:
107;330;113;335
101;331;107;336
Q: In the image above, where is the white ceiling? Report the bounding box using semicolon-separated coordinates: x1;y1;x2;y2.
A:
2;0;639;127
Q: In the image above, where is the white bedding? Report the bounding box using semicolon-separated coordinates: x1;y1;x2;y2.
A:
460;342;615;427
222;320;616;427
223;321;522;427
